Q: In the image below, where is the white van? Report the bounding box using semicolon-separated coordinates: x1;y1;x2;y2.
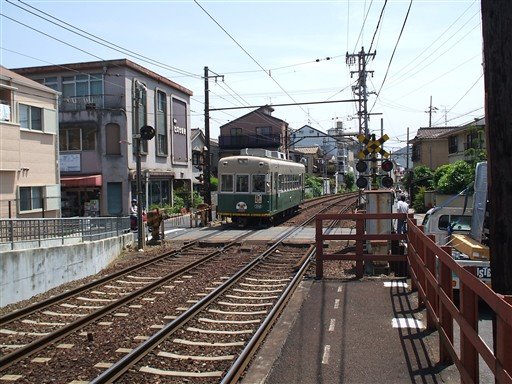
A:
422;206;473;245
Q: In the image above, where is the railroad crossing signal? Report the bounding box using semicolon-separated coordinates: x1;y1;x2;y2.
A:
357;133;390;159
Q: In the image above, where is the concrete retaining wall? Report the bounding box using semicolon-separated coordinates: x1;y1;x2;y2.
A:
0;233;134;308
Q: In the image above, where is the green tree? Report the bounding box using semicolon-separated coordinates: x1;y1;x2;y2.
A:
403;165;434;201
344;172;355;191
464;126;487;169
210;176;218;191
305;174;323;198
434;160;474;194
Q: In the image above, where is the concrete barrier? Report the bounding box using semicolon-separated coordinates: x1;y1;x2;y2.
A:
0;233;133;307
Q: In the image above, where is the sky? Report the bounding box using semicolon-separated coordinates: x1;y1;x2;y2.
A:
1;0;484;153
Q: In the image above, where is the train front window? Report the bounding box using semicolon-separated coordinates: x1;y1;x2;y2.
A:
252;174;266;193
220;174;234;192
236;175;249;193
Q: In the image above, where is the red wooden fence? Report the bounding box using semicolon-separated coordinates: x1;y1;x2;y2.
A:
315;212;512;383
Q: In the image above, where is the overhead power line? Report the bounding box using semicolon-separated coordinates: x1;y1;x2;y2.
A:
193;0;323;129
371;0;413;112
6;0;201;79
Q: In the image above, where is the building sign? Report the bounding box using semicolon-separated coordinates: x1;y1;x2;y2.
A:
60;153;81;172
172;98;188;165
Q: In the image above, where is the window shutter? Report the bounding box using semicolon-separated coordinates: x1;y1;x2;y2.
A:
44;184;61;211
43;108;57;134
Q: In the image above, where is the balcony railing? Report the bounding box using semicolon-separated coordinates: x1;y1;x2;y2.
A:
59;95;124;112
219;134;281;149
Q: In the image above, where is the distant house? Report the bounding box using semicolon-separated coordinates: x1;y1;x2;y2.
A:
218;105;288;158
290;122;358;179
0;66;60;218
410;118;485;170
289;146;323;175
13;59;194;216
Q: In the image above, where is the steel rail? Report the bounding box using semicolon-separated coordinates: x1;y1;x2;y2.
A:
90;225;300;383
0;230;218;324
0;232;251;370
90;195;357;383
221;197;356;383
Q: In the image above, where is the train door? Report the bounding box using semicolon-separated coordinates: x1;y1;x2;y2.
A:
274;171;279;212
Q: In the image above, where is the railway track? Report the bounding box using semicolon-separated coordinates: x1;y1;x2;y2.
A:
0;193;357;383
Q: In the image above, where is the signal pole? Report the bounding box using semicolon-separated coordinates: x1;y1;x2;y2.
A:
204;67;224;222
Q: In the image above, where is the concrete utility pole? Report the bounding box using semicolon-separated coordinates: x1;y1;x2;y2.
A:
204;67;224;222
425;95;438;127
481;1;512;295
346;47;375;137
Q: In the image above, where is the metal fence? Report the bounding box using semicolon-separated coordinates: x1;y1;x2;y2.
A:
0;217;131;251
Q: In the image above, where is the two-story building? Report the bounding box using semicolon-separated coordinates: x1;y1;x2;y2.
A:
0;66;60;218
411;118;486;170
13;59;194;217
290;123;358;183
218;105;288;158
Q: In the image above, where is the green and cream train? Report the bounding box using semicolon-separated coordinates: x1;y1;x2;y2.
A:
216;148;305;227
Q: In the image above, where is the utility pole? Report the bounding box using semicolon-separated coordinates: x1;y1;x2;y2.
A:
204;67;224;222
481;1;512;295
425;96;438;127
347;47;376;192
346;47;375;137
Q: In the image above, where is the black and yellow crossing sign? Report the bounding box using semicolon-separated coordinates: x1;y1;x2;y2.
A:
357;133;390;159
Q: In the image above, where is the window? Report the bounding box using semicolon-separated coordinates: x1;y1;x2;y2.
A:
236;175;249;193
19;186;43;211
231;127;242;136
256;126;272;136
0;84;12;122
105;123;121;155
62;74;102;98
252;174;266;193
19;104;42;131
448;136;458;154
155;90;168;155
438;215;472;231
192;151;203;167
465;131;481;150
412;144;421;162
36;77;58;91
60;126;96;151
220;174;234;192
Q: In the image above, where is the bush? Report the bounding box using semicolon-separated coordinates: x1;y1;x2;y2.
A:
434;160;474;194
412;186;427;213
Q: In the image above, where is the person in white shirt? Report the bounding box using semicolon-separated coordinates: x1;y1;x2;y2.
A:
396;194;409;234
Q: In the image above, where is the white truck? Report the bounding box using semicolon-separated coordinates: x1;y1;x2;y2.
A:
421;162;490;289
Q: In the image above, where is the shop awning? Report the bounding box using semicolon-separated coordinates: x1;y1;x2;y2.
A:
61;174;102;188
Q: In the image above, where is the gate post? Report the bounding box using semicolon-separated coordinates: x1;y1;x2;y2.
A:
315;216;324;279
355;217;364;279
439;246;454;365
496;296;512;382
425;234;437;330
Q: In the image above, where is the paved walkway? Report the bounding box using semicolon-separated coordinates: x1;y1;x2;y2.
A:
242;278;459;384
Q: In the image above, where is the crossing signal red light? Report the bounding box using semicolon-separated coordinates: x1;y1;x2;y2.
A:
381;160;393;173
381;175;393;188
356;160;367;173
356;176;368;189
140;125;155;140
